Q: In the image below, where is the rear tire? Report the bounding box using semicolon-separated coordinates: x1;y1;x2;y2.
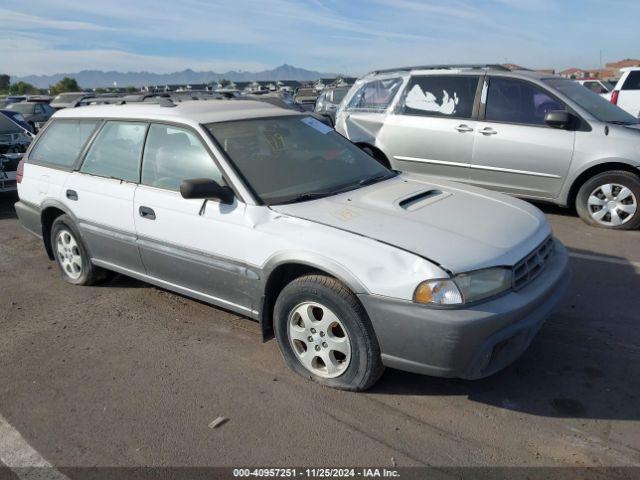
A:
274;274;384;391
576;171;640;230
51;215;108;285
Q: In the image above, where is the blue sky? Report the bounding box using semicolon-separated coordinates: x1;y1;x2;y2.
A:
0;0;638;77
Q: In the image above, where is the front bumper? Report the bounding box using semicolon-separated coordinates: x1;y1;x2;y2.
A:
358;239;570;379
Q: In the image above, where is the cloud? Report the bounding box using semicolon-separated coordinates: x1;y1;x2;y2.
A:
0;33;267;77
0;8;111;31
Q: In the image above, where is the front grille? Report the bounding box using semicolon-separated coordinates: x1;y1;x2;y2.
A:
512;236;555;290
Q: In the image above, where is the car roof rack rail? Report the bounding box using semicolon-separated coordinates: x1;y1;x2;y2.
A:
368;64;511;75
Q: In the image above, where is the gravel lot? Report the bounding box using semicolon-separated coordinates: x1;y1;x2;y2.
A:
0;191;639;474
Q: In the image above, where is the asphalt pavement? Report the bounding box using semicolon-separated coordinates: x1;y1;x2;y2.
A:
0;191;638;476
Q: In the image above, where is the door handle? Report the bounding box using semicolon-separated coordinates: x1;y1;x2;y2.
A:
66;189;78;201
455;124;474;133
480;127;498;135
139;206;156;220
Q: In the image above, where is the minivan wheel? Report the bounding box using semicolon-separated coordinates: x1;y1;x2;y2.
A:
51;215;106;285
273;274;384;391
576;171;640;230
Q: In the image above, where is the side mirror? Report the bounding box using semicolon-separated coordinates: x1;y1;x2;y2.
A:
180;178;234;204
544;110;573;129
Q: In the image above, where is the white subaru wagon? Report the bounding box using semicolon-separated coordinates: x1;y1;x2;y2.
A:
15;100;569;391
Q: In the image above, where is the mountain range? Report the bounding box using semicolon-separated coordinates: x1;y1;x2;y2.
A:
15;64;339;89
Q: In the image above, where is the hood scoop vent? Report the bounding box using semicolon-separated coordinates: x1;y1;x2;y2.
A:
398;189;451;211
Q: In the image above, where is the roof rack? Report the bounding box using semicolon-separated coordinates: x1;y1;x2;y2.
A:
369;64;511;75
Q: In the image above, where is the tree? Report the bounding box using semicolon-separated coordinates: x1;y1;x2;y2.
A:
219;79;231;87
9;81;39;95
50;77;81;95
125;86;138;93
0;74;10;92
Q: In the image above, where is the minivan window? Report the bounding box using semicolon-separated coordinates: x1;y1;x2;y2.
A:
543;77;638;124
29;120;100;167
347;78;402;112
622;71;640;90
142;124;222;191
401;75;479;119
206;115;394;205
486;77;564;126
80;121;147;182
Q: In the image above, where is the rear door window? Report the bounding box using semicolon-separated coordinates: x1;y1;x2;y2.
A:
485;77;564;126
622;71;640;90
80;121;147;182
141;124;222;191
347;78;402;112
401;75;479;119
28;120;100;167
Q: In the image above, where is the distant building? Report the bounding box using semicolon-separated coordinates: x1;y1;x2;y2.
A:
605;59;640;77
558;67;616;80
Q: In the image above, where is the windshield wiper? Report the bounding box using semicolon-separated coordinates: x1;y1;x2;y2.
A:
358;172;394;186
283;192;333;204
610;120;639;125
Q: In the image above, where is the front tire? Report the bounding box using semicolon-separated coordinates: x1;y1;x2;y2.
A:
274;274;384;391
51;215;107;285
576;171;640;230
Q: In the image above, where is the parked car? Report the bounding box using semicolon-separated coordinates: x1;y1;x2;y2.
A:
1;109;35;134
336;64;640;230
314;86;350;124
293;87;318;110
0;111;32;155
577;79;614;99
610;67;640;118
50;92;95;110
6;101;56;131
15;101;568;390
1;153;22;193
246;93;333;126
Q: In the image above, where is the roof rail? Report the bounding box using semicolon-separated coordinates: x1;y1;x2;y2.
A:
368;64;510;75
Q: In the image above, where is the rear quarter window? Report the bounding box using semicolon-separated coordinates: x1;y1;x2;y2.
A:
28;119;100;168
622;71;640;90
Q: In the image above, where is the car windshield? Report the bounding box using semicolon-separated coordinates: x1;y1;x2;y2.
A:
206;115;395;205
52;93;84;103
544;78;638;124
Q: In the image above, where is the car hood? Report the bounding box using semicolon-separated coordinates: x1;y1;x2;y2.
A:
271;173;551;273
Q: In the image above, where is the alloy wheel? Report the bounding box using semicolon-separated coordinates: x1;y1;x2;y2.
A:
287;302;351;378
56;229;83;280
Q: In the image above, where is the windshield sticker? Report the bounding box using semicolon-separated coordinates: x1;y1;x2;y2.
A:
406;84;459;115
301;117;333;134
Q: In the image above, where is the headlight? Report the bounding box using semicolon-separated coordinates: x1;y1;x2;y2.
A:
454;268;512;303
414;268;512;306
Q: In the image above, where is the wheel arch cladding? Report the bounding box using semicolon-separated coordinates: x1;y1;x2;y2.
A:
568;161;640;208
259;259;366;342
41;206;67;260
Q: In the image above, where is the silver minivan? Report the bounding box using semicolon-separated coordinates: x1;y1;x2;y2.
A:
336;65;640;230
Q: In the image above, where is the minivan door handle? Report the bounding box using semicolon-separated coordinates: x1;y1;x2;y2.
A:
66;189;78;201
139;206;156;220
480;127;498;135
455;124;474;133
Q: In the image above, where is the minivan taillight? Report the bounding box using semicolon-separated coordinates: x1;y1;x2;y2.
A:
611;90;619;105
16;159;25;184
